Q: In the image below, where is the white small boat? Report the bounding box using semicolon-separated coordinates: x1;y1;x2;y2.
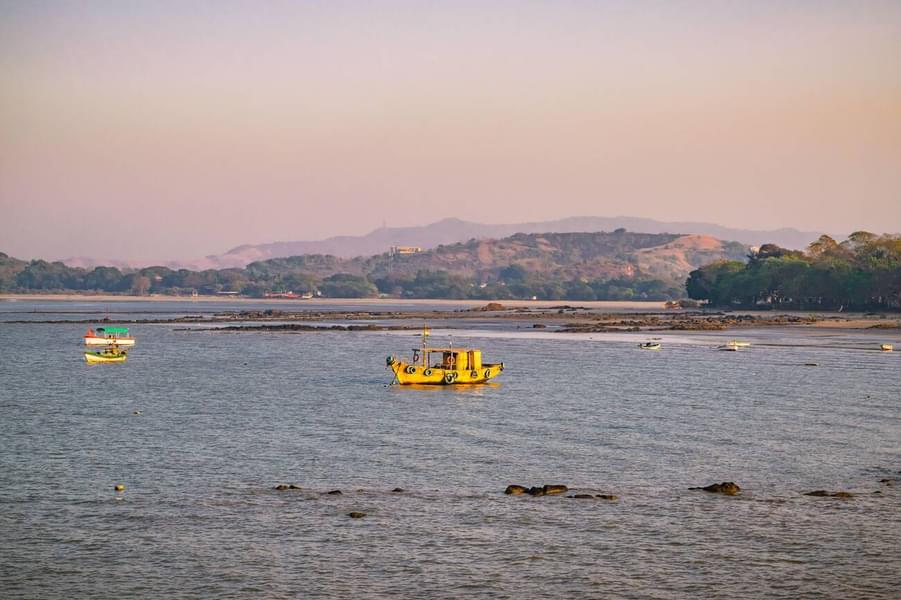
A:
719;340;750;351
84;327;136;347
638;342;661;350
881;343;893;352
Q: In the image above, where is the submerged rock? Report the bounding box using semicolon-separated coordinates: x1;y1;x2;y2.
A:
804;490;854;498
525;484;568;497
690;482;741;495
326;490;343;495
347;512;366;519
392;487;405;493
274;484;302;491
595;494;618;500
506;483;570;497
569;494;594;499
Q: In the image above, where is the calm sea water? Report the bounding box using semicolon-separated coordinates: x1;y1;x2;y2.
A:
1;301;899;599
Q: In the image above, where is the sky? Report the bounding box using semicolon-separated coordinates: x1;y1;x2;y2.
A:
1;0;900;261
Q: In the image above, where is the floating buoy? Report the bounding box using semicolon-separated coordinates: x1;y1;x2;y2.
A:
114;484;125;492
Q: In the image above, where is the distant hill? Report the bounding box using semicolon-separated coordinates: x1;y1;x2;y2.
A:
248;230;749;290
208;217;821;268
4;230;749;299
55;216;825;270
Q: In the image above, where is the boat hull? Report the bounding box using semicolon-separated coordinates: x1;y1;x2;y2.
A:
84;336;135;346
390;361;503;385
84;352;127;364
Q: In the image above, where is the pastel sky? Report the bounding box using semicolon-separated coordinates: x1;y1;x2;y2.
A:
2;1;900;261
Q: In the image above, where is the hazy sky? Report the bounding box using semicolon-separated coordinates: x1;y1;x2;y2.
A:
2;1;900;261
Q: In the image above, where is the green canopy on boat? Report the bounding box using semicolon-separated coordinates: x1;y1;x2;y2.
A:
96;327;129;334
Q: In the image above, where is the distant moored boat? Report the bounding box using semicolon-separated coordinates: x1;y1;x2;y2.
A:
84;347;128;364
84;327;135;346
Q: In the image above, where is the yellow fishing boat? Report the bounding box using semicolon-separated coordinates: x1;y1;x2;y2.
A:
84;346;128;364
387;337;504;385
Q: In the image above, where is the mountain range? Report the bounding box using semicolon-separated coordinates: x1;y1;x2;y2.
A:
59;216;826;270
1;229;750;298
251;230;749;285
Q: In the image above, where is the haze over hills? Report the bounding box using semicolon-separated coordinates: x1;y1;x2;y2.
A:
217;217;820;267
252;231;748;288
59;216;825;270
4;230;749;299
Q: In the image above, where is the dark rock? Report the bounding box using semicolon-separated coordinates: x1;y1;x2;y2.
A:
690;482;741;495
392;487;405;493
527;486;546;497
327;490;342;495
480;303;506;312
569;494;594;499
804;490;854;498
595;494;618;500
347;512;366;519
505;485;528;495
274;484;302;491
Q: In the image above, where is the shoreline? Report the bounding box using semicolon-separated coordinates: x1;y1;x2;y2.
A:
0;293;667;310
3;302;898;332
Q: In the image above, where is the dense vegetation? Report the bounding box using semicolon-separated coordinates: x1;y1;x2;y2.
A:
0;252;683;300
686;233;901;310
0;229;746;301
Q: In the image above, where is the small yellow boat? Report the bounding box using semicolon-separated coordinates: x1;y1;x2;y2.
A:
387;346;504;385
84;347;128;364
881;343;893;352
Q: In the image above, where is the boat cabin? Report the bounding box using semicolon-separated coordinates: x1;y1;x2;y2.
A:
412;347;483;371
94;326;130;337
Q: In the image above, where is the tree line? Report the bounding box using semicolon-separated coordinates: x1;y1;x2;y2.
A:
0;252;682;300
686;232;901;310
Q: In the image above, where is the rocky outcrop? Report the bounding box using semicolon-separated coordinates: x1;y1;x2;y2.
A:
505;484;569;496
804;490;853;498
274;484;302;490
690;482;741;495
